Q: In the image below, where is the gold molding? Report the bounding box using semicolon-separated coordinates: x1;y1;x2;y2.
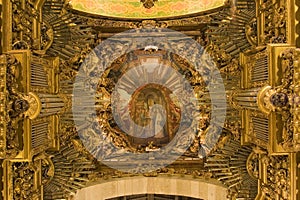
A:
257;85;273;115
24;92;42;120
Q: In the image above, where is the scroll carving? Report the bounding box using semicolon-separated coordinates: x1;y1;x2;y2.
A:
4;54;28;158
258;0;287;44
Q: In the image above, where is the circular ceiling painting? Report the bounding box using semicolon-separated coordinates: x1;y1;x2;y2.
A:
69;0;225;19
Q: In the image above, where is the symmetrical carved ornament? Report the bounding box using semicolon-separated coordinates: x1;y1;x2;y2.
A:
2;161;42;200
259;155;290;200
11;0;39;50
257;86;277;114
23;92;42;120
289;49;300;151
0;54;29;158
90;50;213;157
0;55;8;157
1;0;299;199
258;0;287;44
267;48;300;152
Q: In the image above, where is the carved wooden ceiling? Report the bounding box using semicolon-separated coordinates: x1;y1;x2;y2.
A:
0;0;300;200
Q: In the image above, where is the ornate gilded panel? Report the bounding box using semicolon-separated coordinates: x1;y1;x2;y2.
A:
0;0;299;199
69;0;225;19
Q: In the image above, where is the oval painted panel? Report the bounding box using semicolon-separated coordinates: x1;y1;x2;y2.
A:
69;0;225;19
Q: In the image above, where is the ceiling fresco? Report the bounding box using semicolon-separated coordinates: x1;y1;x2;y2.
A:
69;0;225;19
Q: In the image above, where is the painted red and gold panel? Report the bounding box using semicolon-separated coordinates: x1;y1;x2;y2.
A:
69;0;225;19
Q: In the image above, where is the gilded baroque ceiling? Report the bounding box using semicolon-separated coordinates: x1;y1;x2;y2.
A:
69;0;225;19
0;0;300;200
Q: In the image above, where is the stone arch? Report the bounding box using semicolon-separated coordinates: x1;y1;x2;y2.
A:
73;176;227;200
